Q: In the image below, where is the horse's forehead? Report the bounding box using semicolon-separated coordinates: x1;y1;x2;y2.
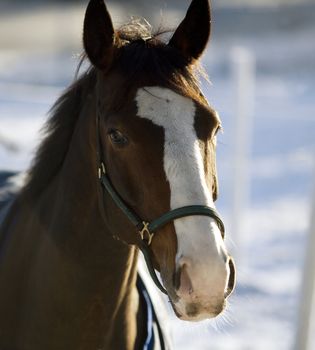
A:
135;87;196;133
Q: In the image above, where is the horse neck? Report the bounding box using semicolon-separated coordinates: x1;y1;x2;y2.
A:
0;83;142;350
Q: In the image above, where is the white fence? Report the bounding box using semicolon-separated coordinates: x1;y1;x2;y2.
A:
293;174;315;350
230;47;255;267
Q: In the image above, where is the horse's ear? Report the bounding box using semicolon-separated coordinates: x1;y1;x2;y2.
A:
168;0;211;62
83;0;117;70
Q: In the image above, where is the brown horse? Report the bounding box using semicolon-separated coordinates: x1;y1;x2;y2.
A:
0;0;235;349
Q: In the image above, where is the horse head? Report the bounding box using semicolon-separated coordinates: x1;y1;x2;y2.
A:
83;0;235;321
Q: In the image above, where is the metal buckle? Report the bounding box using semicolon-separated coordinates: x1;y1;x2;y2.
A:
139;222;154;245
98;163;106;179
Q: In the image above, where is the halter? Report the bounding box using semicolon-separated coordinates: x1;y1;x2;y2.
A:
96;111;225;295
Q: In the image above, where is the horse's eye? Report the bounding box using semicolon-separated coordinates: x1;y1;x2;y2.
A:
108;129;128;145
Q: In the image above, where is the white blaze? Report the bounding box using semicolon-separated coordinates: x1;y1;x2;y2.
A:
136;87;228;318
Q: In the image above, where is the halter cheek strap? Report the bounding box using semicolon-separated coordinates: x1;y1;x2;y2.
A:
98;162;225;295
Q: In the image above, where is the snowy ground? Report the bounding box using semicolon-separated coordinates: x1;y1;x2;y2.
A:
0;2;315;350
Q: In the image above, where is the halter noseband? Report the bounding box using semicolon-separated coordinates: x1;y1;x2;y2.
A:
96;114;225;295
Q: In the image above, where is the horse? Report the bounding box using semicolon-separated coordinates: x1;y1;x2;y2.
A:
0;0;236;349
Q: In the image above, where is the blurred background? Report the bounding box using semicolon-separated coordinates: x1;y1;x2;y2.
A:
1;0;315;349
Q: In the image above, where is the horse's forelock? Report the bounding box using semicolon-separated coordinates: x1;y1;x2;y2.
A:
117;17;154;43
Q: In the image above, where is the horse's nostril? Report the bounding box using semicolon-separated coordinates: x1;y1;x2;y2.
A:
225;257;236;298
173;263;193;296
